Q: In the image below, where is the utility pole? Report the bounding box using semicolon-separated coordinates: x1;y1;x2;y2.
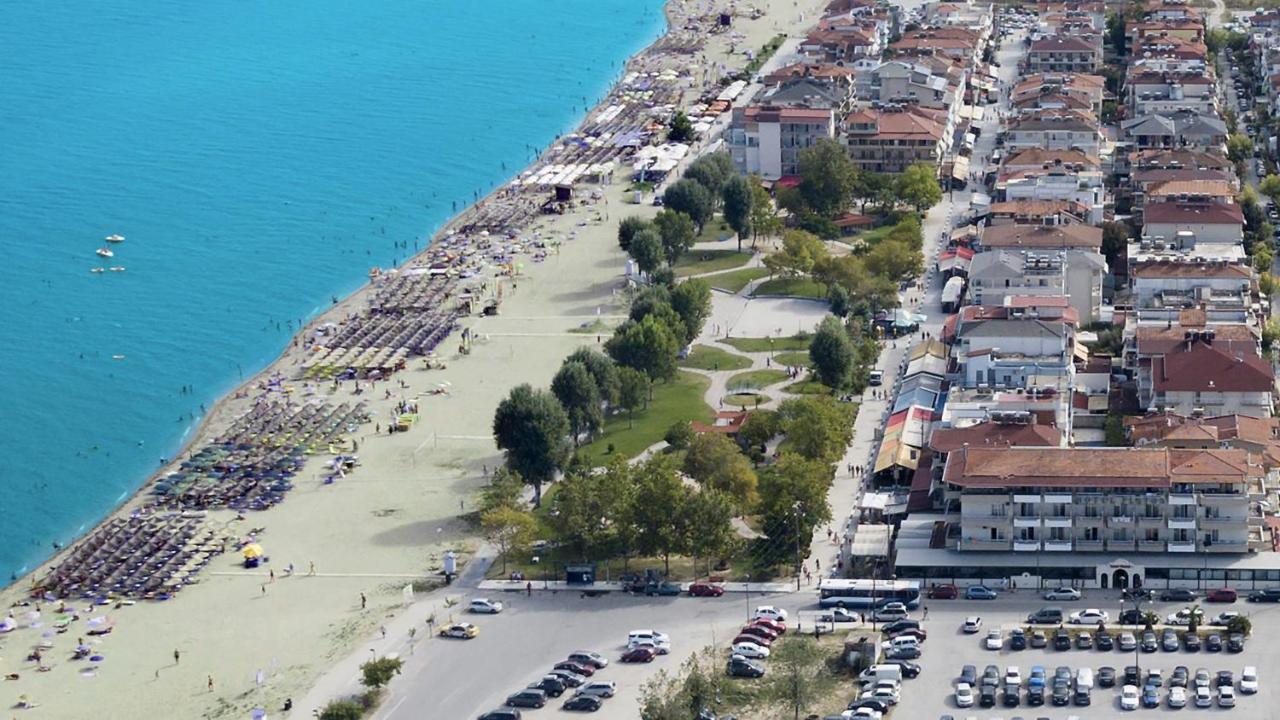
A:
794;501;803;592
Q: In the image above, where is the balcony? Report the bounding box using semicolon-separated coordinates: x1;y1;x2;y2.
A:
1167;518;1197;530
1108;514;1135;526
1014;516;1042;528
1014;540;1040;552
1076;514;1105;527
1075;538;1104;552
1107;539;1137;552
1169;493;1197;506
1200;515;1241;528
1044;540;1074;552
1138;540;1166;552
1138;514;1165;526
1043;517;1073;529
1168;541;1196;553
1044;494;1073;504
1013;494;1041;503
1203;541;1249;553
958;537;1011;551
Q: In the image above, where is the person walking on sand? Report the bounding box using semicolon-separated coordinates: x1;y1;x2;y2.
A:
207;675;214;693
526;581;532;597
380;625;387;639
173;649;180;665
308;561;316;577
360;592;367;610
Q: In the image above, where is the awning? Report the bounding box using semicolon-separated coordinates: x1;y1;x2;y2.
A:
951;154;971;180
874;436;923;473
850;524;892;558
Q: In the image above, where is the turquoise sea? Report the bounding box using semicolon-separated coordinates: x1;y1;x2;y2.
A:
0;0;665;585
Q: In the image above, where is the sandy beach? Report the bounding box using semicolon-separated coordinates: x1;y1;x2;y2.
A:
0;0;831;717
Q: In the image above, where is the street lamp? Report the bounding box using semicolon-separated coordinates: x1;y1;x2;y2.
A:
744;573;751;622
794;501;804;592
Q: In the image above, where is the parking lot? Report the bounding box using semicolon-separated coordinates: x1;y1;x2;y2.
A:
885;591;1280;719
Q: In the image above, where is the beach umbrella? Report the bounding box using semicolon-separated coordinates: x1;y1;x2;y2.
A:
241;543;265;559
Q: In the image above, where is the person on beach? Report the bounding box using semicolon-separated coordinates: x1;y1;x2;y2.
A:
360;592;367;610
173;649;180;665
308;561;316;576
207;675;214;693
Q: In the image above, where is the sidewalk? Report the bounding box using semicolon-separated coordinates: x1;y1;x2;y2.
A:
476;579;799;593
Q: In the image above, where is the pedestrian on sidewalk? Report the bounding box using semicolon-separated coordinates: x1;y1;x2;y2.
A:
526;581;532;597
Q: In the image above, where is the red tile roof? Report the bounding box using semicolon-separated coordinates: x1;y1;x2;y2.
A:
929;420;1062;453
944;446;1258;488
1151;342;1273;393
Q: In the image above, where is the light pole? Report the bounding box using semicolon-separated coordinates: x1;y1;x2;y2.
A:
794;501;804;592
744;573;751;622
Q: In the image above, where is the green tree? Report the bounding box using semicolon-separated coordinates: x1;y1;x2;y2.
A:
1104;413;1127;447
778;396;853;464
765;637;829;720
360;656;404;689
566;347;620;407
663;179;714;230
885;213;924;251
617;366;649;425
764;229;828;277
550;457;633;558
1254;241;1274;272
1100;221;1130;269
1261;175;1280;205
618;216;650;253
681;489;737;576
669;279;712;345
1261;271;1279;298
684;152;735;198
492;384;572;506
628;227;664;276
1226;614;1253;637
894;162;943;212
629;287;688;343
736;409;779;456
668;110;695;143
827;283;850;317
865;238;923;280
605;315;680;398
1263;318;1280;352
551;360;603;445
809;316;854;389
758;453;832;566
682;432;759;509
797;138;858;217
654;209;698;264
318;700;364;720
722;174;754;251
481;505;538;574
628;455;689;575
852;170;893;212
749;175;783;244
478;466;524;513
664;420;695;450
1227;133;1254;164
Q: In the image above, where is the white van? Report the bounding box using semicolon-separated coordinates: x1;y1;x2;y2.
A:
1076;667;1094;690
858;664;904;684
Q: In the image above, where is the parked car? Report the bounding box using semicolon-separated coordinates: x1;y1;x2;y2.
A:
1161;629;1179;652
1206;588;1238;603
732;633;772;648
889;628;927;643
1182;632;1201;652
966;585;998;600
1010;628;1027;650
548;669;586;688
871;603;909;622
1027;607;1063;624
1241;666;1259;694
478;710;522;720
1168;686;1188;709
688;582;725;597
1051;681;1070;706
1170;666;1189;688
1205;634;1223;653
506;689;548;709
979;686;997;708
1219;685;1237;708
1119;609;1159;625
928;583;958;599
1195;685;1213;708
1194;668;1211;689
529;676;566;698
962;616;983;634
1075;631;1093;650
753;606;788;622
955;683;975;708
1053;629;1071;651
439;622;480;639
1124;666;1140;686
1043;587;1081;601
1212;611;1241;626
468;598;504;614
1069;608;1109;624
1248;588;1280;603
620;647;655;663
1122;588;1154;601
727;655;765;678
1117;632;1137;652
882;659;921;678
738;625;778;642
1096;630;1114;651
1029;631;1047;648
575;681;617;699
730;642;769;659
567;651;608;669
554;661;595;678
1098;666;1116;687
1160;589;1197;602
645;581;681;597
1217;670;1235;688
1166;608;1204;626
561;695;602;712
885;645;921;660
1141;684;1160;708
959;664;977;686
1140;631;1158;653
1227;633;1245;653
820;607;860;624
751;617;787;635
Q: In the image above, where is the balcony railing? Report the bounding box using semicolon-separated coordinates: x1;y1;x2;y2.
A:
1167;518;1197;530
1075;539;1104;551
1108;514;1135;526
1203;541;1249;553
1013;540;1040;552
958;537;1011;550
1200;515;1241;528
1044;540;1074;552
1106;539;1137;552
1044;517;1073;529
1014;516;1042;528
1137;540;1166;552
1168;541;1196;553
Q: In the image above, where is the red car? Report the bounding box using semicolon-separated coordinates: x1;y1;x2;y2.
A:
733;633;773;647
1207;588;1238;603
739;625;779;641
553;661;595;677
620;647;655;663
751;618;787;635
689;582;725;597
927;583;958;599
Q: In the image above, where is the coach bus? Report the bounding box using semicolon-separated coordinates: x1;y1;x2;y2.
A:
817;579;922;609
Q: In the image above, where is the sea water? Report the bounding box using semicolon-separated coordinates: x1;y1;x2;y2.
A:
0;0;665;585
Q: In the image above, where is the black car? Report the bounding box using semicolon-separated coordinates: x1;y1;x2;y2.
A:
1227;633;1245;653
1002;687;1021;707
881;619;920;634
1182;632;1201;652
562;695;603;712
479;710;522;720
1217;670;1235;688
549;670;586;687
1053;629;1071;651
529;676;566;697
847;699;890;715
983;665;1001;687
1248;589;1280;603
1074;688;1092;706
959;664;978;686
1122;588;1154;601
1028;686;1045;706
727;656;765;678
1170;666;1189;688
1124;666;1141;686
1140;631;1158;653
979;687;997;708
1096;630;1114;651
506;689;548;709
1119;609;1159;625
1161;629;1179;652
1205;633;1223;652
1098;666;1116;688
1051;681;1070;706
884;659;922;678
1010;629;1027;650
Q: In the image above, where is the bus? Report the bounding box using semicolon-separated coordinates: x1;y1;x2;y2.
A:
817;579;922;609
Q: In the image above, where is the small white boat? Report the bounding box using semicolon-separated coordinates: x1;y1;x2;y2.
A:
96;247;114;258
109;266;126;272
90;267;106;274
105;234;125;243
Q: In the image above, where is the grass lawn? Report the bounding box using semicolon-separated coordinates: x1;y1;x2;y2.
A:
486;542;759;583
772;351;810;367
708;266;770;293
723;392;766;409
750;276;827;298
783;379;832;395
674;249;752;277
578;371;712;460
854;223;896;245
726;369;789;391
722;333;812;353
678;344;752;371
695;218;737;244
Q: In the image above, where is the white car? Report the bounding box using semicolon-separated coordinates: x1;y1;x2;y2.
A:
1213;611;1241;625
962;616;983;633
753;605;788;622
731;641;769;659
629;638;670;655
1068;608;1109;624
575;681;617;698
1219;685;1236;708
467;598;504;614
1043;587;1081;601
1167;686;1187;709
860;683;900;706
1195;685;1213;708
1240;666;1259;694
871;603;909;622
1166;608;1203;626
628;629;670;646
847;708;881;720
1120;684;1140;711
955;682;975;708
984;629;1003;650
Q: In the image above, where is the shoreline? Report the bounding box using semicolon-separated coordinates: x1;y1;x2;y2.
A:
0;0;829;712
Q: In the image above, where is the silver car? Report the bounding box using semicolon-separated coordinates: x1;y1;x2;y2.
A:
575;680;617;698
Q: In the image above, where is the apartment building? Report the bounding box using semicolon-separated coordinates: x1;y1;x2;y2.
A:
728;105;836;180
842;105;950;173
1005;111;1102;155
969;248;1106;323
1025;35;1103;73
